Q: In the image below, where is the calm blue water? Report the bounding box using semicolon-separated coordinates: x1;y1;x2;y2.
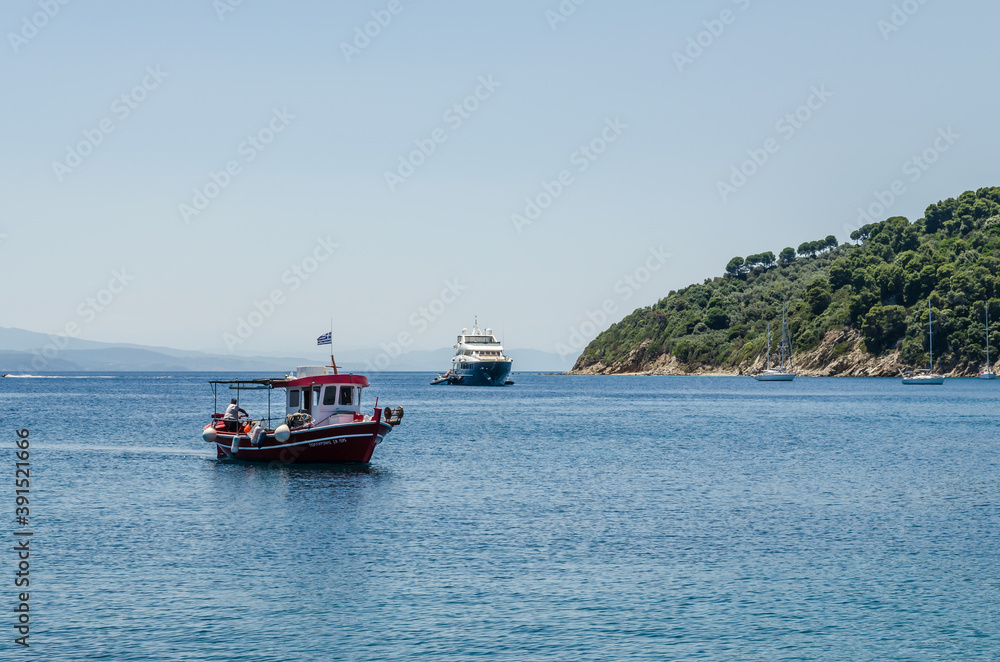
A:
2;373;999;660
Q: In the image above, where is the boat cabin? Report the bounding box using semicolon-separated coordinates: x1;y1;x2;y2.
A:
274;367;370;426
454;326;506;358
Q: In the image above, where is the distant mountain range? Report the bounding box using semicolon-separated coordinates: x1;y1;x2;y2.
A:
0;327;573;373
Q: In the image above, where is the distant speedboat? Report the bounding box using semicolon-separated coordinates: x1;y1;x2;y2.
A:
435;319;513;386
979;303;995;379
754;302;795;382
903;300;944;385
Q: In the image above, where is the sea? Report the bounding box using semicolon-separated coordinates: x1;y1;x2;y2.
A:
1;372;998;661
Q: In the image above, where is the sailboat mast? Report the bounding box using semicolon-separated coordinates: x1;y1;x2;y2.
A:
765;322;771;371
928;299;933;372
987;305;990;367
781;301;789;369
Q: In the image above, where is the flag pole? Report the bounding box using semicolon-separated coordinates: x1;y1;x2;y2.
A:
329;318;338;375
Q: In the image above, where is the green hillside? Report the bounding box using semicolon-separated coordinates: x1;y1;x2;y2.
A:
573;187;1000;375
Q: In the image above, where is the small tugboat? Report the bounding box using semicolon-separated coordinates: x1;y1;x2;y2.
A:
430;319;513;386
202;342;402;463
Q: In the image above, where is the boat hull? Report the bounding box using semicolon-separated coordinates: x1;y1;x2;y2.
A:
754;372;795;381
450;359;513;386
979;372;996;380
902;376;944;385
213;420;392;464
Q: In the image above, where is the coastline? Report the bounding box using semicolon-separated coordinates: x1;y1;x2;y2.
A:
568;328;986;378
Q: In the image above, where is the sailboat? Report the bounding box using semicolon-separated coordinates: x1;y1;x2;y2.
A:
979;303;995;379
902;300;944;385
754;302;795;381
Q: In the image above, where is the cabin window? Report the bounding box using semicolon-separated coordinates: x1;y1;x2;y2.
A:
289;390;299;407
339;386;353;406
323;386;337;406
314;388;321;407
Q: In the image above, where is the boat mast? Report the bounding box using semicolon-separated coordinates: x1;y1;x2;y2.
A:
765;322;771;371
986;304;991;369
781;301;790;371
928;299;934;373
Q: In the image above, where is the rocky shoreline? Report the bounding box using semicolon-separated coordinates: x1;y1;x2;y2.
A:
570;327;987;378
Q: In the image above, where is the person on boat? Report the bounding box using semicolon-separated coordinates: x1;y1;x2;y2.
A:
223;398;248;432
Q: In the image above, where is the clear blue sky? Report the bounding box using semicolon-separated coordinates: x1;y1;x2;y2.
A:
2;0;997;359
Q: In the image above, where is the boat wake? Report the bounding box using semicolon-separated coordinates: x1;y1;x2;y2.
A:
2;374;117;379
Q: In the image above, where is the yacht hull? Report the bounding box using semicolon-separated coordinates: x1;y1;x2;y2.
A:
450;360;513;386
902;376;944;385
212;420;392;464
754;372;795;382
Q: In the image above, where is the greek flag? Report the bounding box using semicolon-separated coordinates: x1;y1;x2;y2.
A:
317;332;332;346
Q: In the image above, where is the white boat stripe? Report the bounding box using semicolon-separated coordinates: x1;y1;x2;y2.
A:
216;432;377;452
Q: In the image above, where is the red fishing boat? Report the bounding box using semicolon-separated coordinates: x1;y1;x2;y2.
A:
201;364;402;464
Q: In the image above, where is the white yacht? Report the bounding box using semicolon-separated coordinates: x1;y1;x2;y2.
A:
432;320;513;386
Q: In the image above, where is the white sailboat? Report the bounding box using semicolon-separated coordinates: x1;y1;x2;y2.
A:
754;302;795;381
979;303;995;379
902;300;944;385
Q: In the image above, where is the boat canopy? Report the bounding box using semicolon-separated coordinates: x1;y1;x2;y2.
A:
273;373;369;389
